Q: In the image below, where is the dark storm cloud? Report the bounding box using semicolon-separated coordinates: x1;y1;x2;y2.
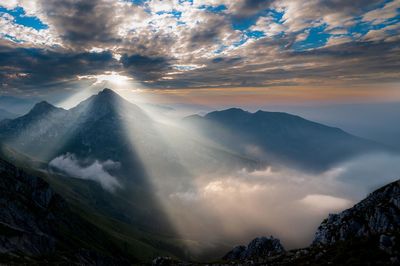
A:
40;0;124;48
121;54;173;82
0;45;119;91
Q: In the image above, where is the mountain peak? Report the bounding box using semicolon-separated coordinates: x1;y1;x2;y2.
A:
222;107;246;113
98;88;116;96
30;101;58;114
205;107;249;120
92;88;122;105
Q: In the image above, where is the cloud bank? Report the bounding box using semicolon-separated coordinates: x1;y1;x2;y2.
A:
156;152;400;255
49;153;121;192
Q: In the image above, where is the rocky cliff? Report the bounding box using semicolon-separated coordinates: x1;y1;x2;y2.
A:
313;180;400;247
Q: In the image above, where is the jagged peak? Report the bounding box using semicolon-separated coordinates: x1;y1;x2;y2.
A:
98;88;117;96
29;101;60;114
70;87;146;119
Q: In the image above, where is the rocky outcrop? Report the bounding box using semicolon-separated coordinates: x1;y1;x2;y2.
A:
313;180;400;246
223;236;285;261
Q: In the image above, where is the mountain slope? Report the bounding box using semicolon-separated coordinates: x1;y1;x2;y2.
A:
184;108;387;170
0;156;137;265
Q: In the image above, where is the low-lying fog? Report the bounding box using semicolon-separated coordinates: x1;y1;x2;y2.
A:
158;153;400;253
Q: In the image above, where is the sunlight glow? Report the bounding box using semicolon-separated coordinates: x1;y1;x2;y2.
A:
78;71;133;85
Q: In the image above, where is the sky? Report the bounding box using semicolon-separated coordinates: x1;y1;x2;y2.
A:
0;0;399;104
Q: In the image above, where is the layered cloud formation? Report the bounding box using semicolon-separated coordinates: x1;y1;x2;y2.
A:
0;0;399;94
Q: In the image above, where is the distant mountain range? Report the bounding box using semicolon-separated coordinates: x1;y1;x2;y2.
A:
184;108;389;171
0;108;18;122
0;95;36;115
0;89;391;172
0;89;254;169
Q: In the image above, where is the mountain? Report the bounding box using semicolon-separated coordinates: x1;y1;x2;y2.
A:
0;156;136;264
0;89;254;170
0;95;36;114
0;89;258;261
184;108;388;171
0;108;18;122
0;101;68;161
0;90;179;234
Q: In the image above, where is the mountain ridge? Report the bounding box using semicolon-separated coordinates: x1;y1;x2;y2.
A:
185;107;389;171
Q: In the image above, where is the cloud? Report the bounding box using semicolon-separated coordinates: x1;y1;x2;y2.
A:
121;53;173;82
298;194;352;211
0;45;119;92
0;12;59;46
0;0;399;93
157;152;400;253
363;0;400;25
49;153;121;192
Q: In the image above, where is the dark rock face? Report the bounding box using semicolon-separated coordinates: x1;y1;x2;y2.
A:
313;180;400;246
223;236;285;261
